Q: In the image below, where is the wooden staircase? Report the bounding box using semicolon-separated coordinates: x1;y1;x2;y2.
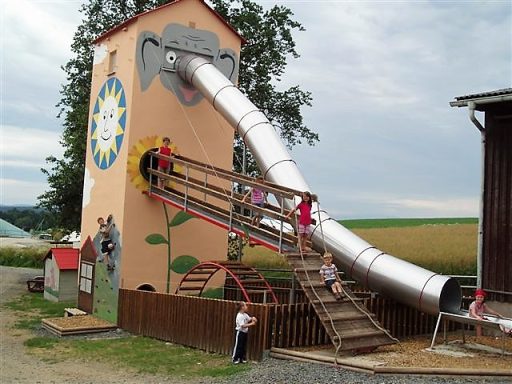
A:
285;252;397;352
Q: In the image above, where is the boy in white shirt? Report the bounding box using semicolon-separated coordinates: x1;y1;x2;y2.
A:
232;301;257;364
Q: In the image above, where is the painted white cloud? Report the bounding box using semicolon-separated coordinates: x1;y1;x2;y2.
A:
93;44;109;65
82;168;95;208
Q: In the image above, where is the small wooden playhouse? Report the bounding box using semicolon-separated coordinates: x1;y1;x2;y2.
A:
44;248;79;302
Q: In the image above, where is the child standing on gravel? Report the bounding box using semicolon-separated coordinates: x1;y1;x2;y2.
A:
319;252;343;300
232;301;257;364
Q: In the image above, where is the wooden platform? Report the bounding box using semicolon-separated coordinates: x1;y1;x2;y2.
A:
41;315;117;336
285;252;397;353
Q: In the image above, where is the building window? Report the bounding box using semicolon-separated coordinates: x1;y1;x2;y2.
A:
108;50;117;74
79;262;93;293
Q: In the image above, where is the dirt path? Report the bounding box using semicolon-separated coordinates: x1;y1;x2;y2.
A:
0;266;175;384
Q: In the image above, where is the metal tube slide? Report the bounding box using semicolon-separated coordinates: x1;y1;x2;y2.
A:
177;55;461;315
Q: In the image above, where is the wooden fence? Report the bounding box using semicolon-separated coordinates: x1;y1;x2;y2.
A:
118;289;272;360
118;285;472;359
226;277;467;339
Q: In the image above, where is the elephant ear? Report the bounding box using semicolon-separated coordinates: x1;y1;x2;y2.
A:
136;31;162;91
216;48;239;84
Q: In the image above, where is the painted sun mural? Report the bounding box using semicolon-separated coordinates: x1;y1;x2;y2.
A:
127;135;182;190
91;77;127;169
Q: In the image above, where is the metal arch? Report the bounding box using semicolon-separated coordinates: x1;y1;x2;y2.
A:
175;261;279;304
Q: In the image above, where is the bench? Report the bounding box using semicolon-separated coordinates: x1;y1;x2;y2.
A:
26;276;44;292
64;308;87;317
430;310;512;355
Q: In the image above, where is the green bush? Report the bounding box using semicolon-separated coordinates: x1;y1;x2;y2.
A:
0;247;48;268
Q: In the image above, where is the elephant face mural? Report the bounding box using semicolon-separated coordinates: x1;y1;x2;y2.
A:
136;23;239;106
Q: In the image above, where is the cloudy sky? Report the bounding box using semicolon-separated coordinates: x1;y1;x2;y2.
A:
1;0;510;219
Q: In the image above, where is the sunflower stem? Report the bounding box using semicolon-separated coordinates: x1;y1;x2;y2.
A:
163;202;172;293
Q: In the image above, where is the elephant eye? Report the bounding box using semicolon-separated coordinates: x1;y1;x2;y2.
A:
165;50;177;65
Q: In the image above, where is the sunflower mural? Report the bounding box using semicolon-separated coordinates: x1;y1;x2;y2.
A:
90;77;126;170
127;135;182;190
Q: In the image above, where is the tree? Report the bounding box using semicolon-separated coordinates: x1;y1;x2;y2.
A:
210;0;318;175
39;0;170;231
40;0;317;230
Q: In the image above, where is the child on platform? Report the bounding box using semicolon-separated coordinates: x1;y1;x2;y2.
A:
242;176;267;227
286;191;313;251
319;252;343;301
469;288;503;336
157;137;173;188
232;301;257;364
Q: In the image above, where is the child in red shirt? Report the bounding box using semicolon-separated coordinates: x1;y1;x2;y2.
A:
157;137;172;188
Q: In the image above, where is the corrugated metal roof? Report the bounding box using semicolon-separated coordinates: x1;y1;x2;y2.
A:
45;248;79;270
454;88;512;101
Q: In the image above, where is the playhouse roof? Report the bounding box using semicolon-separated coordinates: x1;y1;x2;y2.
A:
45;248;79;270
94;0;246;44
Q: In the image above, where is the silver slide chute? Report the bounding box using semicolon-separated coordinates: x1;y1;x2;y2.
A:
177;55;461;315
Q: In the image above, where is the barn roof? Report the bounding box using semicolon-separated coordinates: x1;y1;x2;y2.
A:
93;0;246;44
450;88;512;108
45;248;79;270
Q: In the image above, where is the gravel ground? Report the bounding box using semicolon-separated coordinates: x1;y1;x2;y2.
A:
1;266;510;384
203;357;511;384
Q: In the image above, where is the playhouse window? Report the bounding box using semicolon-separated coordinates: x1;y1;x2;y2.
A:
79;262;93;293
108;50;117;74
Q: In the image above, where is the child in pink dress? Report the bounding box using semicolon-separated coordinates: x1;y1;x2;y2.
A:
286;191;313;251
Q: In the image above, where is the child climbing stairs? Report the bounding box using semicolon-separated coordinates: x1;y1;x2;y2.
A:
285;251;397;353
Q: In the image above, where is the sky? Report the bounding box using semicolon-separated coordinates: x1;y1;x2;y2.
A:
1;0;511;219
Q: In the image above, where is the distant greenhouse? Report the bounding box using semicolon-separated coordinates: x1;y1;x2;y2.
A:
0;218;31;238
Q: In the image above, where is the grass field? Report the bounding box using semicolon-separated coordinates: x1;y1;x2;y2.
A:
339;217;478;229
242;218;478;276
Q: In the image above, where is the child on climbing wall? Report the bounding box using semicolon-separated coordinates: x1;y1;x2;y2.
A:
232;301;257;364
97;214;116;271
319;252;344;301
469;288;504;336
157;137;173;188
241;176;267;227
285;191;313;251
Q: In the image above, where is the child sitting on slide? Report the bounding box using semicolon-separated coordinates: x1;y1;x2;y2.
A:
469;288;505;337
319;252;344;301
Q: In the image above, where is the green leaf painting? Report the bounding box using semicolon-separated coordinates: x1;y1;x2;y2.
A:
170;255;200;274
145;204;197;293
145;233;168;245
169;211;195;227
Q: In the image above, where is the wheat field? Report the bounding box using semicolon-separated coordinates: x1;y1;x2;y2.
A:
241;223;478;275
